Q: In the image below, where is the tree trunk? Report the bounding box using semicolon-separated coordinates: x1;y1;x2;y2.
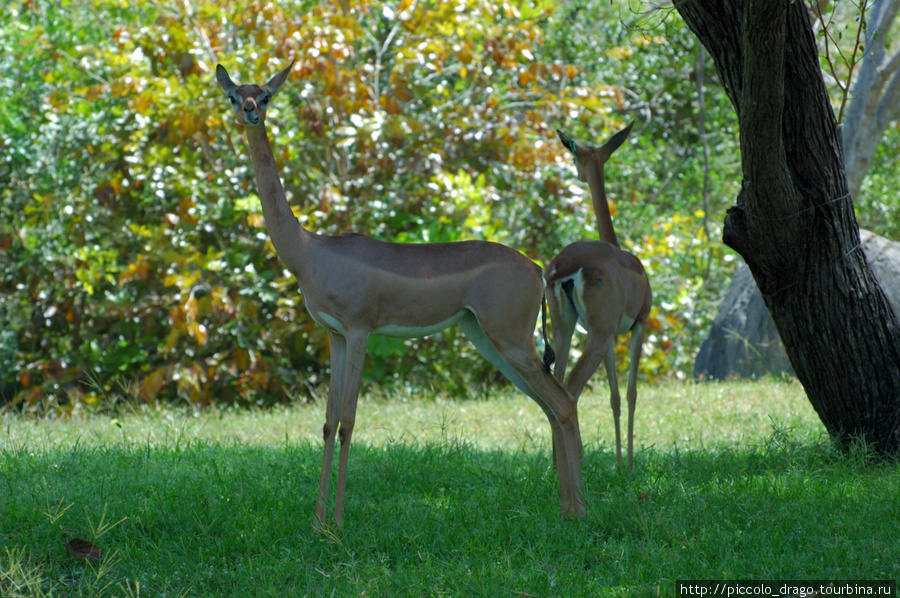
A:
675;0;900;455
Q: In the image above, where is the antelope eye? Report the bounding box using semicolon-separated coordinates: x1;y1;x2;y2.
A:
229;97;238;105
260;96;269;106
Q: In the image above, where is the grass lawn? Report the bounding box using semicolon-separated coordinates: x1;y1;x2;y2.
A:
2;380;898;596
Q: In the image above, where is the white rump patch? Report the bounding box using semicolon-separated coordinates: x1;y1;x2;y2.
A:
559;270;636;336
566;270;589;328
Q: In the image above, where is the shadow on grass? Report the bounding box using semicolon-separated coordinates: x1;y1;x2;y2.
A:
2;429;898;596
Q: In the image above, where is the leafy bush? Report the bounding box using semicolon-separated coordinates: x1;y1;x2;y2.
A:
1;0;745;409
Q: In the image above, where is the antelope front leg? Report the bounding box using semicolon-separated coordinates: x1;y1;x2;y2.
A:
333;333;368;528
316;332;347;527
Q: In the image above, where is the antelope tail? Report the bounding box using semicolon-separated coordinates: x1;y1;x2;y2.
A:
541;294;556;371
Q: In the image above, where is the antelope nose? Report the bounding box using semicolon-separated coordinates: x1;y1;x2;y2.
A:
242;100;259;124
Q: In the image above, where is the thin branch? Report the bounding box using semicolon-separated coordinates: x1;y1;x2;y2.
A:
695;44;713;279
816;6;848;99
814;0;870;123
183;0;218;68
366;0;418;105
879;47;900;83
56;49;110;86
838;0;870;122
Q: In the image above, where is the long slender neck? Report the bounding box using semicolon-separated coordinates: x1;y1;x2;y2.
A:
584;161;619;247
243;123;312;273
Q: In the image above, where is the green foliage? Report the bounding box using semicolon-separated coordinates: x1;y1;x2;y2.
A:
857;121;900;239
1;0;744;407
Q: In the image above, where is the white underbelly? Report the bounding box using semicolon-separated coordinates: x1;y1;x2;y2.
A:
372;311;466;338
311;311;345;335
312;310;466;339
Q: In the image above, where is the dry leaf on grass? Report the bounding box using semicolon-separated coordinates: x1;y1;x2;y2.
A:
66;538;101;563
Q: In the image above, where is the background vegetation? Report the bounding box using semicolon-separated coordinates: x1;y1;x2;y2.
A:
1;0;897;409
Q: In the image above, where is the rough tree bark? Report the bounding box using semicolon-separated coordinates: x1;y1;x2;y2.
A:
675;0;900;454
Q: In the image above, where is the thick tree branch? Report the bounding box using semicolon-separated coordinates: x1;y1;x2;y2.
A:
738;0;799;218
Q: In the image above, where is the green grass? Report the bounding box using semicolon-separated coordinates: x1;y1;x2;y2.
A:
2;380;898;597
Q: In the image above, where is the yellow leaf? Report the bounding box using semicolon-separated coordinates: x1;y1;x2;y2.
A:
184;296;199;322
606;46;634;61
164;328;180;350
188;321;209;345
456;46;473;65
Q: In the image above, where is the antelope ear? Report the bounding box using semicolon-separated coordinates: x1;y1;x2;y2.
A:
216;64;237;93
264;60;295;97
556;129;579;157
600;121;635;155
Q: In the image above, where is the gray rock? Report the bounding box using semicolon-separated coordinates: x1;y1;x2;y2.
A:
694;229;900;380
